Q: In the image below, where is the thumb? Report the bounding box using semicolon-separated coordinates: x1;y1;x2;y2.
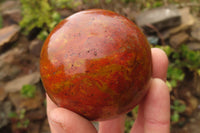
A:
48;107;97;133
46;95;97;133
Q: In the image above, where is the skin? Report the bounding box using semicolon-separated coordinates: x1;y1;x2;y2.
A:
46;48;170;133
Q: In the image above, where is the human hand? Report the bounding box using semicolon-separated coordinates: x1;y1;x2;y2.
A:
46;48;170;133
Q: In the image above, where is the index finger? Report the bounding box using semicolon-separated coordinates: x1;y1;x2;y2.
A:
151;48;169;81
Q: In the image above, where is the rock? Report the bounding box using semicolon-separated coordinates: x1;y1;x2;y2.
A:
180;90;199;116
0;48;24;81
194;75;200;97
187;42;200;51
187;120;200;133
4;72;40;93
26;107;46;121
0;0;21;26
28;122;40;133
150;7;195;41
0;86;7;102
0;25;20;52
16;34;30;50
0;1;20;12
40;119;51;133
29;39;43;57
160;31;170;40
121;5;137;21
0;64;21;81
169;7;195;35
185;96;198;116
191;21;200;41
2;9;22;25
0;101;12;128
9;89;44;111
147;36;159;45
0;34;39;81
0;44;39;82
135;6;181;33
188;96;198;110
0;48;24;65
57;9;74;19
11;123;28;133
171;126;189;133
169;32;189;48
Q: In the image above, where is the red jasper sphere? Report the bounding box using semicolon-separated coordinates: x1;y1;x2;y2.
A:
40;9;152;121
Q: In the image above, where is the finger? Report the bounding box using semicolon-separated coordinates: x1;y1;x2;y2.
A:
46;95;97;133
151;48;168;81
99;48;168;132
130;48;169;132
46;95;64;133
46;94;57;117
143;78;170;133
99;115;126;133
46;94;59;133
99;48;169;132
49;108;97;133
131;78;170;133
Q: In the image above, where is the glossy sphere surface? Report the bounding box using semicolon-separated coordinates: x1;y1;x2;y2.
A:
40;9;152;121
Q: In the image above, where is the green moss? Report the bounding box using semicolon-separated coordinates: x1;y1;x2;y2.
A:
50;0;81;9
171;100;186;122
20;0;52;32
20;0;61;40
21;84;36;98
9;109;30;129
125;118;134;133
157;45;200;88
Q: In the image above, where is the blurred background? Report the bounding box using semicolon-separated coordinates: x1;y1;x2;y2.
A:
0;0;200;133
